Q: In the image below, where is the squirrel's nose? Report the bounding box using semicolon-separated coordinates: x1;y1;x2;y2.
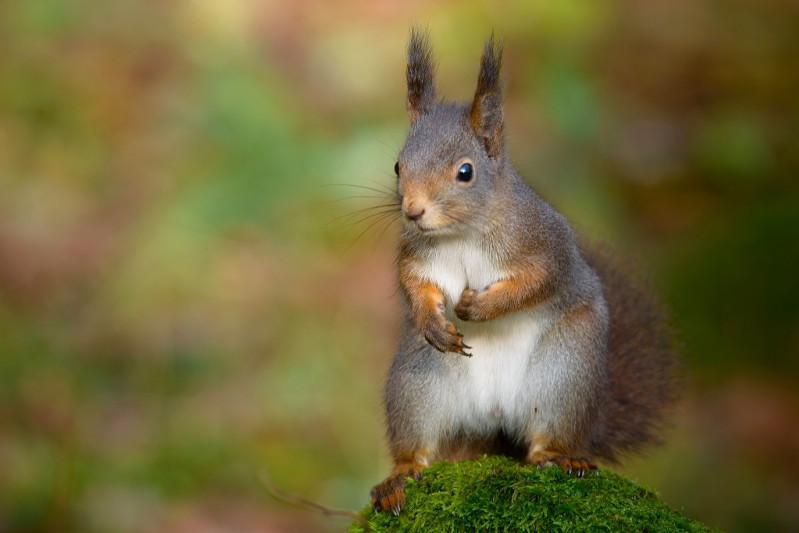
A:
404;203;426;221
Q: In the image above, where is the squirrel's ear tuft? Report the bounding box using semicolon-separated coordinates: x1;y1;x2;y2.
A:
470;34;504;158
407;28;436;123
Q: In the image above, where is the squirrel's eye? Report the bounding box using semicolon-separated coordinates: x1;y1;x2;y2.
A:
394;161;400;176
456;162;474;183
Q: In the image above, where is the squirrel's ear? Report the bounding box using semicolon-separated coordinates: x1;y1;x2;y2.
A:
470;35;504;158
407;28;436;123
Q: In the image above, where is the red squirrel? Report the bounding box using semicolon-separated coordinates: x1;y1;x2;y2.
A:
370;30;678;515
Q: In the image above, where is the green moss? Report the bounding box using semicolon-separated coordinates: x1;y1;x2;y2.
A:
351;456;711;532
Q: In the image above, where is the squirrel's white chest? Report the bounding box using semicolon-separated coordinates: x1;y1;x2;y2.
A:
414;239;557;434
414;239;503;303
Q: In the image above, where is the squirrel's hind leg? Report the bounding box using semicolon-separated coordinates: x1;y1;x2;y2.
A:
526;435;597;477
370;450;430;515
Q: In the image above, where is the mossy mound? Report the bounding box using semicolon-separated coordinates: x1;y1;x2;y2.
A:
351;456;710;532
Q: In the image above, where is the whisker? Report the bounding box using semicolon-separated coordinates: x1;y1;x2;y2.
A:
341;207;401;228
370;211;401;245
365;180;398;196
324;194;393;203
324;183;398;198
348;212;401;250
329;203;401;223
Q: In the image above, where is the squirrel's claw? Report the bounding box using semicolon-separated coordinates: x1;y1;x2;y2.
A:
535;456;597;477
423;319;471;356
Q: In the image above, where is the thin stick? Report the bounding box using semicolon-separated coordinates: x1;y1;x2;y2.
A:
259;472;368;527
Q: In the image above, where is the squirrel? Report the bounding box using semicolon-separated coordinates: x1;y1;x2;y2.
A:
370;30;679;515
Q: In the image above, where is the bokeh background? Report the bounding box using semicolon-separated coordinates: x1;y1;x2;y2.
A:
1;1;798;531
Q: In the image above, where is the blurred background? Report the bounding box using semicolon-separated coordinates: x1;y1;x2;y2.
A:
0;0;797;531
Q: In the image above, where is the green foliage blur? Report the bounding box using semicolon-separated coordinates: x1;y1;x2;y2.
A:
0;1;797;532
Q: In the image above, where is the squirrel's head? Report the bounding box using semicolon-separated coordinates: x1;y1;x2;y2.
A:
396;29;506;237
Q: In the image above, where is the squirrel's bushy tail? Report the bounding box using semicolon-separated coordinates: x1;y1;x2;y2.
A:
584;246;681;463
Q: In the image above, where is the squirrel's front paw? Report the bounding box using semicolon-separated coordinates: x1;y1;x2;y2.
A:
423;318;471;356
455;288;490;322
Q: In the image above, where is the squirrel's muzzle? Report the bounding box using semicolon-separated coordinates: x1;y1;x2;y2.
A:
403;200;427;222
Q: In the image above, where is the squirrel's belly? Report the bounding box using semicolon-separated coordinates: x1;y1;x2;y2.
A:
445;306;560;437
417;239;570;437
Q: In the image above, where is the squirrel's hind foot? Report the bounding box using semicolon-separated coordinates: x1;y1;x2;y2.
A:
370;464;423;515
530;453;597;477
